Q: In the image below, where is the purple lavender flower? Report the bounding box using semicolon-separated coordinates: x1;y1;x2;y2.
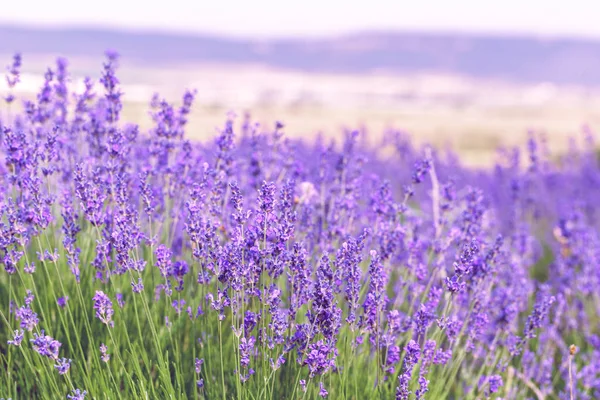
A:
239;336;255;368
270;354;286;370
5;53;22;88
412;157;431;184
172;299;186;315
23;263;36;274
309;255;342;341
57;297;68;308
100;50;123;124
338;235;365;327
187;305;203;320
258;181;276;215
396;340;420;400
92;290;114;327
3;249;23;274
7;329;24;346
240;368;255;383
304;340;336;377
288;243;311;319
115;293;125;308
100;343;110;362
31;330;61;360
414;303;436;337
54;358;71;375
73;164;107;226
300;379;307;393
15;304;38;331
15;292;38;332
177;89;197;129
206;290;229;320
524;287;556;339
415;376;429;400
243;311;259;335
384;345;401;374
433;348;452;365
362;250;387;340
488;375;503;393
155;244;173;278
479;375;503;395
319;382;328;398
195;358;204;374
445;240;479;294
23;291;33;306
171;260;189;291
131;278;144;293
52;57;69;124
5;53;22;103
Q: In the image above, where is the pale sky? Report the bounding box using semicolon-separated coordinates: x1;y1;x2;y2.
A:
1;0;598;39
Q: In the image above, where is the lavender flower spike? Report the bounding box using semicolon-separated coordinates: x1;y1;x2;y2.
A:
93;290;115;327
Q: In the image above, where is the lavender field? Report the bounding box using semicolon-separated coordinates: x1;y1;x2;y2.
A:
0;51;599;400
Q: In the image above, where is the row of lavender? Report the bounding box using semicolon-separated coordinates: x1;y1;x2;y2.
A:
0;52;598;399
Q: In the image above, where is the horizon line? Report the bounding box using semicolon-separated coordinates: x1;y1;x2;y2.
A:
3;21;600;42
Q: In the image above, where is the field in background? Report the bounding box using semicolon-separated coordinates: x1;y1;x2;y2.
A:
3;61;600;167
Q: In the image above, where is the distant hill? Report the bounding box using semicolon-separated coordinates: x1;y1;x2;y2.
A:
2;25;600;85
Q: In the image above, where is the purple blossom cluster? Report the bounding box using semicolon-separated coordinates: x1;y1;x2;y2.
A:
1;52;599;399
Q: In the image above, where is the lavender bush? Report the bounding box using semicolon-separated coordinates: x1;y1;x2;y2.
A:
0;52;598;399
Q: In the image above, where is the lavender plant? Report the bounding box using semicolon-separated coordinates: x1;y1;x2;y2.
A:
0;52;598;400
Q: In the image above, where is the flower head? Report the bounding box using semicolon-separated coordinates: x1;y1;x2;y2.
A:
54;358;71;375
31;330;61;360
7;330;24;347
92;291;114;327
57;297;68;308
100;343;110;363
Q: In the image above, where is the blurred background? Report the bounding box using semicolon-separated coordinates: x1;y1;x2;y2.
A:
1;0;600;165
